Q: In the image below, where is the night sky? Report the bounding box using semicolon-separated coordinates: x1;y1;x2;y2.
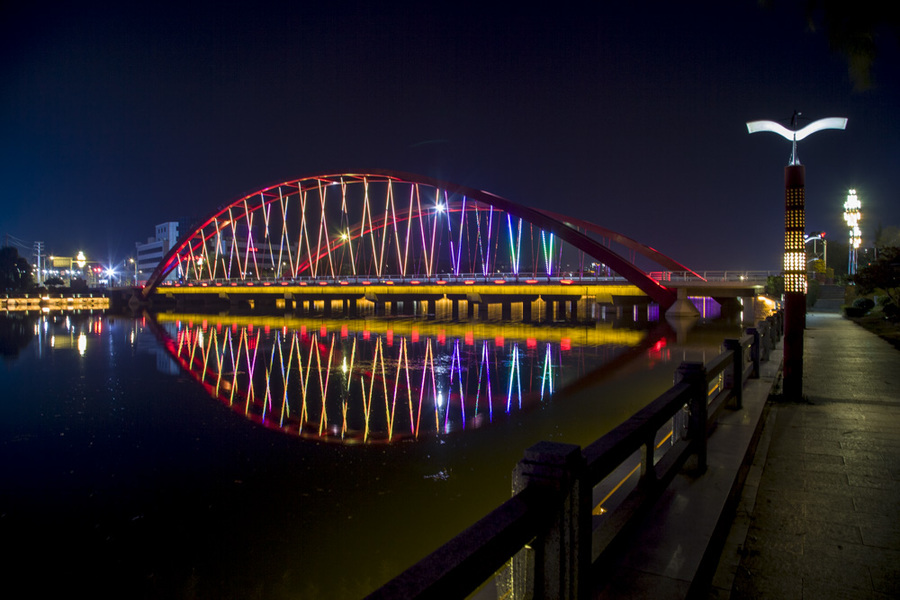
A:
3;1;898;272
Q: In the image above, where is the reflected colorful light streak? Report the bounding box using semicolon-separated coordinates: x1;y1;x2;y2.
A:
153;317;644;444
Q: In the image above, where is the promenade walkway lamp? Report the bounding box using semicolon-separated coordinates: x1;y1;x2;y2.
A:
747;113;847;399
843;189;861;275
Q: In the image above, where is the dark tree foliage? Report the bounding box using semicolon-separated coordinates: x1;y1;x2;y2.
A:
853;246;900;306
764;0;900;90
0;246;33;292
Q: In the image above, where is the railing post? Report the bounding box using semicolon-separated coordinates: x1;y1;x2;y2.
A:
723;339;743;409
758;319;772;360
746;327;760;378
512;441;588;600
676;362;708;474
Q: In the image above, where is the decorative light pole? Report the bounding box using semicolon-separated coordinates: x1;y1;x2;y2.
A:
747;112;847;399
843;189;861;275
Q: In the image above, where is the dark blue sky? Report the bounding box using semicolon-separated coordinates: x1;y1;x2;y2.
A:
2;1;898;271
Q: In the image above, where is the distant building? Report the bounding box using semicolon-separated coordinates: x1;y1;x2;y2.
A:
135;222;183;285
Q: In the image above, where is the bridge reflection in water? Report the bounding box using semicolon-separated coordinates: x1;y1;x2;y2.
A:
150;313;671;443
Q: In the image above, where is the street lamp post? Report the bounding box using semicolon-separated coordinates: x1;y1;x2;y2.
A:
843;189;861;275
747;113;847;399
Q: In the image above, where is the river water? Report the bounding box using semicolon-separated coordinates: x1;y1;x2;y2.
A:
0;304;745;598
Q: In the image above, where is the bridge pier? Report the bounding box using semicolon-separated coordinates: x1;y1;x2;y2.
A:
541;300;552;323
665;288;700;318
478;302;489;320
522;300;532;323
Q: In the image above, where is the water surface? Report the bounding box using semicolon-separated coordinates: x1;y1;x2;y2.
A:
0;308;741;598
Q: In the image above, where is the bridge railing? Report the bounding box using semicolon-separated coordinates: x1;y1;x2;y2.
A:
153;274;635;287
649;270;781;283
365;311;783;600
152;270;794;287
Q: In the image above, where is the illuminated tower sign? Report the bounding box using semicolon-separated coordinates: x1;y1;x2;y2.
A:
747;113;846;399
843;189;861;275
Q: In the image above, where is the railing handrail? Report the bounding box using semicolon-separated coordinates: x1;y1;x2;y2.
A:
365;310;784;599
153;270;789;287
365;485;560;600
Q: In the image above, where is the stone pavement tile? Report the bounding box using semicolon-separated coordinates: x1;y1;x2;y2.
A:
731;568;802;600
841;436;900;452
755;487;856;512
809;502;889;528
860;526;900;550
852;491;900;517
742;529;804;559
800;518;864;545
847;473;900;490
799;555;873;593
762;453;844;473
791;461;889;478
801;578;891;600
870;564;900;596
843;450;896;467
815;538;900;570
746;508;809;536
593;566;690;600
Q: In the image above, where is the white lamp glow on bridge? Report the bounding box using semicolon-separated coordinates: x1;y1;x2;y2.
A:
843;189;861;275
747;113;846;400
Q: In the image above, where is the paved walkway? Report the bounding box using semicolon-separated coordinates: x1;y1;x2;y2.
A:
710;303;900;599
593;322;784;598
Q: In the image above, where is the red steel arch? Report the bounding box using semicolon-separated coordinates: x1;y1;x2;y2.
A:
142;170;680;307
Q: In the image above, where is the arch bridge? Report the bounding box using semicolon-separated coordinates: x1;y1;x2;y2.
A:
142;170;707;313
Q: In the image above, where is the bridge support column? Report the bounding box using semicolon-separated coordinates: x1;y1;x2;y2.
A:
502;301;512;321
478;302;489;320
665;288;700;319
569;299;578;323
522;300;532;323
451;299;460;321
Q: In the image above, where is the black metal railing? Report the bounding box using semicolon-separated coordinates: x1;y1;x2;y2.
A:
366;311;783;600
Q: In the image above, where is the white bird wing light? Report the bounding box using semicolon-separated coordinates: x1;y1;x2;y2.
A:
746;120;796;140
747;117;847;140
747;117;847;164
